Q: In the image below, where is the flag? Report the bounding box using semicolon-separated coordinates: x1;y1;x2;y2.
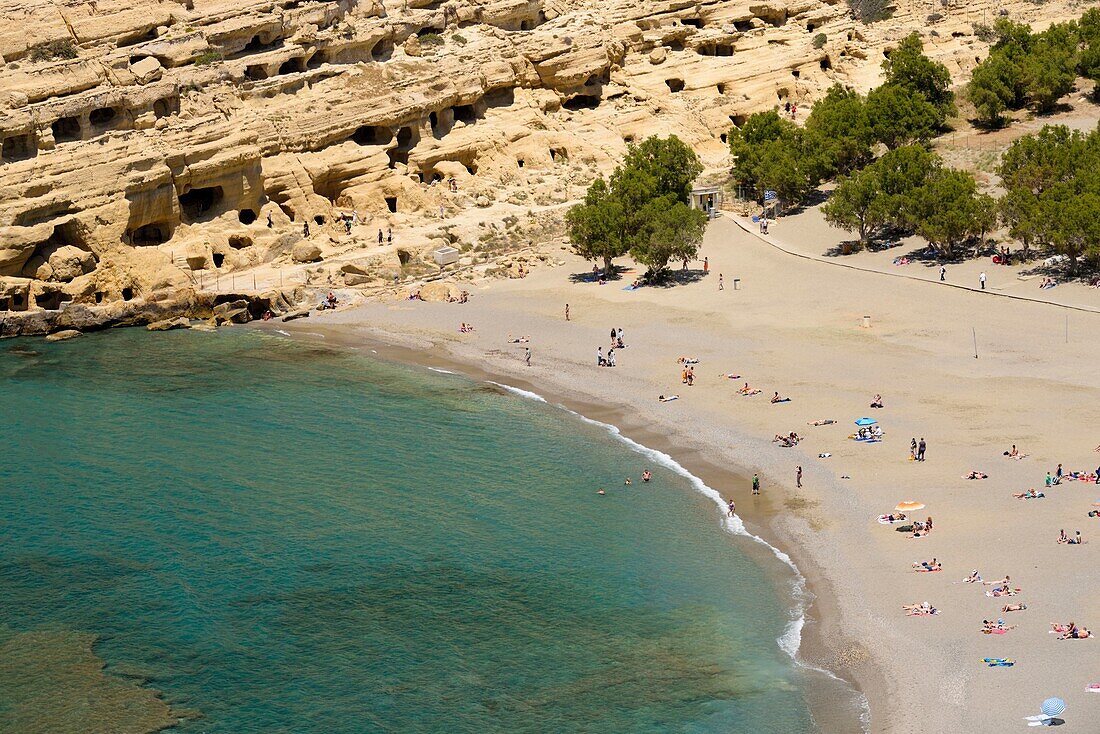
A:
763;190;777;202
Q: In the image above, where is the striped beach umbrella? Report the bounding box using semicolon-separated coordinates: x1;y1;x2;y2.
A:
1040;697;1066;717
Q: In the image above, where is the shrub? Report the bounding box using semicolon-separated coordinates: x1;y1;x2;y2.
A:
847;0;894;23
29;39;78;62
194;48;224;65
973;23;996;43
813;33;827;49
452;33;468;45
419;32;444;47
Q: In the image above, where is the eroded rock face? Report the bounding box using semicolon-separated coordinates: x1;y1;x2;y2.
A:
0;0;1082;331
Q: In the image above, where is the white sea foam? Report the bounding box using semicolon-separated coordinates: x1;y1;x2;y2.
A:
428;367;457;375
275;329;291;337
487;378;871;730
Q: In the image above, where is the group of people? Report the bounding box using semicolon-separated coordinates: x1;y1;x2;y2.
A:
909;437;927;461
317;291;339;310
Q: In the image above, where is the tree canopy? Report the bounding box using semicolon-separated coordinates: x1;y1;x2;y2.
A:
881;32;956;125
566;135;707;277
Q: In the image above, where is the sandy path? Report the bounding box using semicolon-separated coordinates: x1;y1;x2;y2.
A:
298;214;1100;733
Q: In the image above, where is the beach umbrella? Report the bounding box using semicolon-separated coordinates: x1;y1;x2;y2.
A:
854;418;877;426
1040;698;1066;717
895;501;925;512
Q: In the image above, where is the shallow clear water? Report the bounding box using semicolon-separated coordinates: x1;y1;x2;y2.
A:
0;329;833;733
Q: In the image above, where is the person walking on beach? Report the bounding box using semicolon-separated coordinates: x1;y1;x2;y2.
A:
980;271;987;290
524;347;531;367
703;257;709;274
597;347;605;366
796;465;802;488
727;499;736;517
752;473;760;495
939;265;946;282
565;303;570;321
910;438;917;461
719;273;724;290
917;438;926;461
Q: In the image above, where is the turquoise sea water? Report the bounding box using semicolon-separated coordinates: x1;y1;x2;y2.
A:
0;329;852;733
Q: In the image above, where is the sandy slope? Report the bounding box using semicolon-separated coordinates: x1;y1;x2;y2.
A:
299;214;1100;733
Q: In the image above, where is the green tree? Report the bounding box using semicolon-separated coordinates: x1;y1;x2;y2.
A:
904;168;988;257
822;167;884;243
805;84;875;174
566;177;629;275
967;52;1022;127
866;84;940;148
619;135;703;203
631;198;707;274
1021;26;1078;113
729;111;826;205
881;32;956;124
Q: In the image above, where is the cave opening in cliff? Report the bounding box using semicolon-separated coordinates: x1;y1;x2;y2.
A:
820;55;832;70
238;209;258;224
307;50;327;69
370;38;394;61
1;134;36;162
35;288;71;310
153;97;176;118
117;27;158;48
791;69;800;78
122;287;134;301
90;107;120;130
520;19;531;30
50;220;88;251
212;252;225;268
179;186;224;222
717;83;726;95
128;222;171;246
352;125;392;146
229;235;252;249
485;88;515;108
720;132;728;144
665;78;685;93
279;57;306;75
246;65;269;81
682;18;703;28
385;196;398;213
563;95;599;111
667;40;684;52
313;215;325;226
453;104;477;124
94;291;104;304
715;43;733;56
429;110;451;138
52;116;82;144
243;35;279;54
517;158;524;168
734;20;752;33
10;293;27;310
730;114;747;127
387;127;415;168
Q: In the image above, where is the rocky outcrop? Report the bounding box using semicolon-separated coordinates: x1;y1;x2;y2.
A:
0;0;1083;334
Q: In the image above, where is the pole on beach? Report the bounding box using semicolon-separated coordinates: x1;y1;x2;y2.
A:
972;327;978;359
1065;314;1069;344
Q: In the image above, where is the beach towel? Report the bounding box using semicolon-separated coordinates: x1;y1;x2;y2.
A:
982;629;1008;634
982;658;1014;667
772;398;791;403
915;567;941;573
1086;683;1100;692
878;515;907;524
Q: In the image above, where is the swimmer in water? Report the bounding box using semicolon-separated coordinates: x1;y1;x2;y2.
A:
597;489;606;495
624;478;632;485
642;470;652;482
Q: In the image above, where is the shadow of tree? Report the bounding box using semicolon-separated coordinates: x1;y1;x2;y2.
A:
568;264;630;283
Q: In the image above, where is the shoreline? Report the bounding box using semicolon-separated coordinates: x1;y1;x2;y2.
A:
259;318;874;733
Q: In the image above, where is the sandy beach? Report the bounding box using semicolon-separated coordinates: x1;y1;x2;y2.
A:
277;210;1100;733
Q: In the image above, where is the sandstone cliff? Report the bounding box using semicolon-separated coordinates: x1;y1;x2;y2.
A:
0;0;1086;331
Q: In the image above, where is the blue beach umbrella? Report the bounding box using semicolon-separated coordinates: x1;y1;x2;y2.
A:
1040;697;1066;717
854;418;877;426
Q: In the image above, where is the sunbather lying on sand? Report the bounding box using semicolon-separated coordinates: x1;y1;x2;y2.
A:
676;357;699;365
772;432;802;447
1002;603;1027;613
737;383;761;396
903;601;939;616
987;586;1020;598
808;419;836;426
964;569;982;583
658;395;679;403
721;373;742;379
507;335;529;343
981;620;1017;633
912;558;941;571
770;392;791;403
1013;488;1044;499
965;471;988;480
880;513;908;524
1052;622;1092;639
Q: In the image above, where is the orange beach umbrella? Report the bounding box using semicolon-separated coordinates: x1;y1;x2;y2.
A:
895;501;926;513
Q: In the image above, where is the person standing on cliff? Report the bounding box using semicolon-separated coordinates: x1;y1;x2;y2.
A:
751;473;760;495
796;465;802;488
719;273;724;290
303;221;310;237
378;229;383;244
565;303;570;321
387;228;393;244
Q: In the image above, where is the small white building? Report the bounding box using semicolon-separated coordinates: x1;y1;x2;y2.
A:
690;186;722;219
433;245;460;267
